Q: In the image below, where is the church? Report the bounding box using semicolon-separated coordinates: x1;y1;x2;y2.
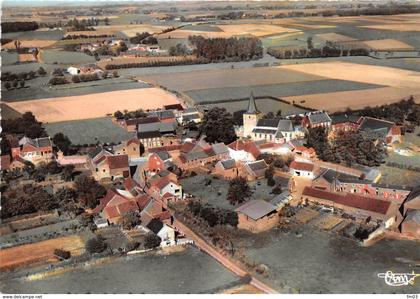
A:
241;92;304;144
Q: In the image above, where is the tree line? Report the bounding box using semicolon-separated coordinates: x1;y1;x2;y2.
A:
104;57;207;70
187;201;238;227
188;35;263;62
267;45;369;59
2;21;39;33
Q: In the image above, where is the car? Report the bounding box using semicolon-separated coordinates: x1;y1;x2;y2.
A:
320;206;334;213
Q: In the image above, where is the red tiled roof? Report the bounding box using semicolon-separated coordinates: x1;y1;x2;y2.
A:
158;210;172;221
302;187;391;215
228;140;261;159
116;200;138;215
290;161;314;172
123;178;141;190
152;177;171;190
391;125;401;136
104;205;120;220
148;144;182;153
91;189;119;214
126;138;140;145
137;195;152;210
181;142;196;153
106;155;129;170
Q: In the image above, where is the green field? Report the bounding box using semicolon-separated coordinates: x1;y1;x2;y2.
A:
44;117;135;145
185;79;384;104
41;50;96;65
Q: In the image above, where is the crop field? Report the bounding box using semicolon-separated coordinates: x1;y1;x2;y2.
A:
90;24;167;37
160;24;300;39
44;117;135;145
1;103;22;120
18;54;37;63
7;87;182;122
315;33;357;42
138;67;327;91
203;98;310;115
3;40;57;49
362;39;414;51
39;50;96;65
1;29;64;41
282;87;420;112
359;24;420;32
185;80;383;104
0;235;84;271
281;62;420;89
1;52;19;65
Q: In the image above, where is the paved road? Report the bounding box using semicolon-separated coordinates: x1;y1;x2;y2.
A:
172;218;279;294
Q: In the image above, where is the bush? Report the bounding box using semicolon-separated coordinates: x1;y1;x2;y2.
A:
54;248;71;260
86;237;107;254
37;67;47;76
48;77;68;85
144;233;161;249
71;75;81;83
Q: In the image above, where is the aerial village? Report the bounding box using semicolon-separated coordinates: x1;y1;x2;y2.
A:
1;1;420;294
1;91;419;271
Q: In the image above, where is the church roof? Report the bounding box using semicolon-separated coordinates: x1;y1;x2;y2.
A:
246;91;260;114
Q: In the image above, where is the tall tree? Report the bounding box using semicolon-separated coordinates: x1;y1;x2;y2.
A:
199;107;237;144
227;177;253;205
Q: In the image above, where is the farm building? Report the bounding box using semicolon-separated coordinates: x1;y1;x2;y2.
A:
290;161;315;179
357;117;401;144
243;159;268;181
235;199;279;233
12;136;54;165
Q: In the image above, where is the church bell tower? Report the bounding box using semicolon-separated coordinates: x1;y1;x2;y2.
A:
243;91;262;138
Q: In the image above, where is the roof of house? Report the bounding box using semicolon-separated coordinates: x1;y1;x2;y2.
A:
317;168;365;184
164;104;184;111
107;155;129;169
125;116;160;126
252;128;277;135
270;190;291;206
404;209;420;224
228;140;261;159
246;160;268;171
235;199;277;220
220;159;236;169
290;161;314;172
20;136;52;149
330;114;360;125
146;218;164;234
245;91;260;114
150;110;176;120
277;119;294;131
358;117;394;133
138;121;176;134
155;151;170;161
256;118;280;128
137;131;162;139
302;187;391;215
212;143;229;155
308;112;331;124
183;113;201;122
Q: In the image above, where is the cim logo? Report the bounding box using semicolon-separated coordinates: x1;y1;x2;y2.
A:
377;271;420;287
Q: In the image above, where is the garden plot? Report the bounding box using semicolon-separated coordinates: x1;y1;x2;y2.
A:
40;50;96;65
44;117;135;145
3;40;57;49
359;24;420;32
0;235;84;271
8;87;181;123
316;33;357;42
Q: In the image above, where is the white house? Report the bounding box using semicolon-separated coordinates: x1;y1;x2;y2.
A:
227;139;261;162
146;219;176;247
152;177;183;199
289;160;315;179
67;66;80;75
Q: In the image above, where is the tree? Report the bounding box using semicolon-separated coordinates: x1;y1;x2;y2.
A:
46;160;62;175
114;110;124;119
144;233;161;249
4;81;11;90
61;164;75;182
54;248;71;260
199;107;237;144
121;211;140;230
71;75;81;83
52;68;64;76
54;187;78;213
86;237;107;254
272;185;282;194
37;66;47;76
74;175;106;209
53;132;72;155
112;70;119;78
306;37;314;50
227;177;252;205
12;80;18;89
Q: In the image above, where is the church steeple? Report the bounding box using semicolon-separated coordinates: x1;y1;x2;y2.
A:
246;91;259;114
